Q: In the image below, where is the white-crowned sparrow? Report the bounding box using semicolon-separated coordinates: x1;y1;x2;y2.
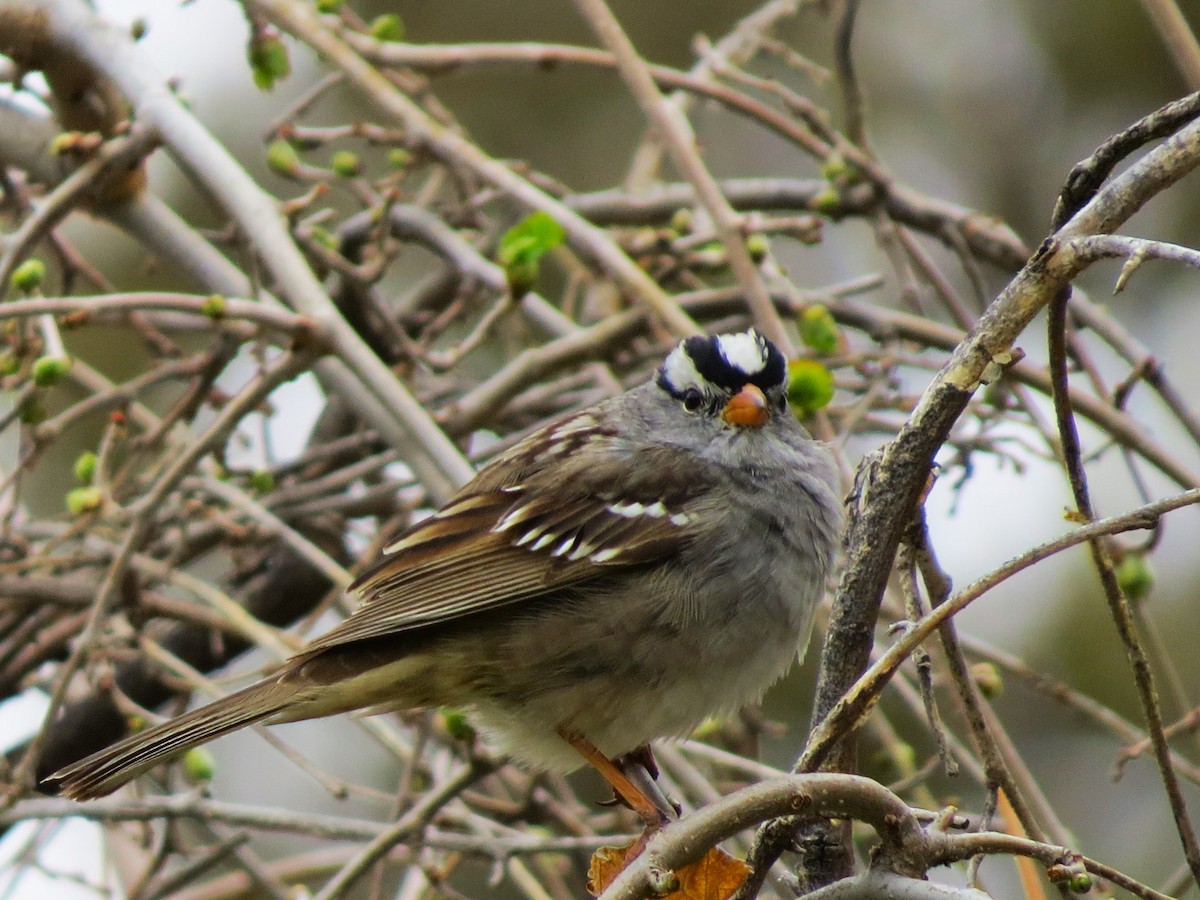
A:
47;329;843;808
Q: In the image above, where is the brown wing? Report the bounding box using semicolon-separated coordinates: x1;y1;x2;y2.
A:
302;433;715;654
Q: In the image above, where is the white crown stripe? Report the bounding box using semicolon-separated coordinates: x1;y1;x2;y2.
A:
716;330;768;374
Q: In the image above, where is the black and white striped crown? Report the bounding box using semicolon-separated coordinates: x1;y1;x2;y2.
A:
657;329;787;399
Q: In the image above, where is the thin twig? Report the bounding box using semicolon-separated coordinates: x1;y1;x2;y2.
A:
1047;287;1200;885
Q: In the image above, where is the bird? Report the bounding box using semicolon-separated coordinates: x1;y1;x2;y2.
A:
46;328;843;816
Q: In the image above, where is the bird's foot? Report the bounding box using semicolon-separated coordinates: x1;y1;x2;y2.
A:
558;731;675;830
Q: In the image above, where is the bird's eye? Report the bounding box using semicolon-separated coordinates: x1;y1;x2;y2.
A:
681;388;704;413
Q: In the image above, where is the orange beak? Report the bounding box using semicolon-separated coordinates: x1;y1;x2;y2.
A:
721;384;770;428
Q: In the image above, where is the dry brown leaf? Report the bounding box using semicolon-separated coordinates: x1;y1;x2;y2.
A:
587;840;750;899
673;847;751;899
588;841;642;896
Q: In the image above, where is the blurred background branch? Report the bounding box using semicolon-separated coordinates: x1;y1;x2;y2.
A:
0;0;1198;898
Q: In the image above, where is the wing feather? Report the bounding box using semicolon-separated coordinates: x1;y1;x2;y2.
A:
306;435;718;654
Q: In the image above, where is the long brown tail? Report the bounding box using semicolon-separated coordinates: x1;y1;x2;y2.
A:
44;678;295;800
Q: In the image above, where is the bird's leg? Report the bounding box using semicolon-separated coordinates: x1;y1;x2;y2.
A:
614;744;680;819
558;729;673;828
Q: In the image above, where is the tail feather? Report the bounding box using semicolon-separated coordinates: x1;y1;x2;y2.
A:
45;678;294;800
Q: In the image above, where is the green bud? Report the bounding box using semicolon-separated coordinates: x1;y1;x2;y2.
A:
745;234;769;263
970;662;1003;699
32;355;71;387
247;469;276;494
820;152;863;186
799;304;840;355
0;352;19;376
11;258;46;293
48;132;75;157
66;486;103;515
810;187;841;215
200;294;227;319
871;740;916;778
182;746;217;784
73;451;98;484
1068;873;1092;894
310;226;340;252
18;397;44;425
330;150;361;177
130;18;147;40
249;35;291;91
504;259;538;298
1116;554;1154;603
387;147;412;169
315;0;345;12
441;708;476;741
786;359;835;417
669;207;693;235
820;153;850;183
266;140;302;179
370;13;405;42
891;740;917;773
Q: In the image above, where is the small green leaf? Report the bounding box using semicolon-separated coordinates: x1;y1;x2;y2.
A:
497;212;565;266
73;451;98;484
11;258;46;293
786;359;835;417
248;35;291;91
266;140;302;179
66;486;103;515
798;304;840;355
369;13;405;42
32;355;71;387
497;212;565;295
